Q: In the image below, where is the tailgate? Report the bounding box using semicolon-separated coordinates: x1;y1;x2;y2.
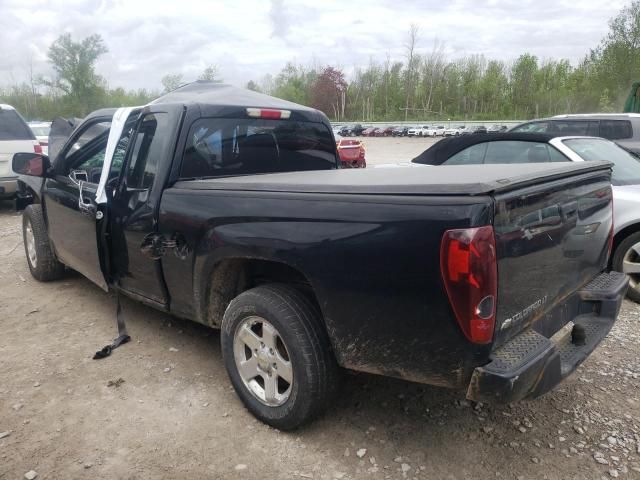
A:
492;167;613;346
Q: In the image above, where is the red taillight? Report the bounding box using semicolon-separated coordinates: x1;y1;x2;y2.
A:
246;108;291;119
440;225;498;344
34;143;42;154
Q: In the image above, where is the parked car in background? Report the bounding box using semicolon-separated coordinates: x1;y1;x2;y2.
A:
351;124;366;136
474;125;488;134
361;127;377;137
374;126;394;137
407;125;428;137
444;126;465;136
337;138;366;168
412;132;640;302
434;125;446;136
28;122;51;156
420;125;438;137
510;113;640;156
338;125;352;136
487;124;508;134
0;105;41;200
392;126;410;136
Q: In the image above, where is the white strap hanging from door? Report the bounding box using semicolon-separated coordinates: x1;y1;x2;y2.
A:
95;106;140;205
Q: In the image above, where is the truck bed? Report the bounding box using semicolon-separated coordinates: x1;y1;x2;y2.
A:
174;161;612;196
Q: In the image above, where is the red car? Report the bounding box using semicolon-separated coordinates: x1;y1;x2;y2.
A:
376;126;395;137
337;138;366;168
361;127;377;137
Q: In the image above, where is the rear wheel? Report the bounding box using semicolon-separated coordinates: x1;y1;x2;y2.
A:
22;204;65;281
221;284;339;430
613;231;640;302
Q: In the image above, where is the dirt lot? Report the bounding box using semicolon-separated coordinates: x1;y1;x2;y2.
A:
2;138;640;479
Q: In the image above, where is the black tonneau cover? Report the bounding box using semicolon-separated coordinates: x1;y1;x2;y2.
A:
174;161;612;196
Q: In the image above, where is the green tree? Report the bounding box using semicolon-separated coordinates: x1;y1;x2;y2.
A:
199;64;222;82
246;80;261;92
161;74;184;93
43;33;108;115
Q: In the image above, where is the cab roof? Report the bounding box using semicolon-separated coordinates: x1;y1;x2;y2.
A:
151;81;328;123
151;81;313;110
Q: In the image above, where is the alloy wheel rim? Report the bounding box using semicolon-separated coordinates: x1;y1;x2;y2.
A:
233;316;293;407
25;221;37;268
622;241;640;289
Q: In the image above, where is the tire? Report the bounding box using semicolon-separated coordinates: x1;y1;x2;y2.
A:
612;231;640;302
221;283;339;430
22;204;65;282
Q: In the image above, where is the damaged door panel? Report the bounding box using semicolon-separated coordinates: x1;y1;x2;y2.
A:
109;105;183;306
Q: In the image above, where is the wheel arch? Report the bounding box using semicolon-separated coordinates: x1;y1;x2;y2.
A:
195;255;325;331
611;221;640;268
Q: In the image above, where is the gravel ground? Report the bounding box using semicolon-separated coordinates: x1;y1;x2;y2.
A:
1;138;640;479
348;135;440;165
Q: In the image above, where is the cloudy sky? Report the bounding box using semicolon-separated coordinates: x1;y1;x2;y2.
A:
0;0;629;91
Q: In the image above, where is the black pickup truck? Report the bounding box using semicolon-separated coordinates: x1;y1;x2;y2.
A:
12;82;628;429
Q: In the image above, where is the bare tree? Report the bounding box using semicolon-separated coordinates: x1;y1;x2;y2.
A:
422;39;446;113
403;24;420;121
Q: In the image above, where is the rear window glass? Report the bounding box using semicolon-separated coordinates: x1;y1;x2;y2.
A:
0;109;34;140
599;120;632;140
443;143;487;165
181;118;337;178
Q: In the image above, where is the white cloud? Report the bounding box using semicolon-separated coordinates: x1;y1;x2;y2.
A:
0;0;628;91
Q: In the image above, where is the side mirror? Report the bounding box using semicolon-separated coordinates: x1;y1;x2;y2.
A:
12;153;50;178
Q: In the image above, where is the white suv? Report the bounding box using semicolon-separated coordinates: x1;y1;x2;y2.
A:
407;125;429;137
0;105;41;199
424;126;443;137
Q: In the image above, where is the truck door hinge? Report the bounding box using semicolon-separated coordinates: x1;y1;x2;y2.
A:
140;233;187;260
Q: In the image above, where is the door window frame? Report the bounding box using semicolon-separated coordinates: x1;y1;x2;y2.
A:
54;116;113;180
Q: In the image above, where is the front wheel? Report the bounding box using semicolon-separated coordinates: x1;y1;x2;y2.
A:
221;284;339;430
22;204;65;282
613;231;640;302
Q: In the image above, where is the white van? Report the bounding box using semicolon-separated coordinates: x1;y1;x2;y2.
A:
0;105;41;199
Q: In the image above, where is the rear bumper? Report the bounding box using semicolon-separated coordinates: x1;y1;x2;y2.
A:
467;271;629;403
0;176;18;198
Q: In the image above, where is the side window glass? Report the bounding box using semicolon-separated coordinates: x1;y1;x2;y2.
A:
511;122;548;133
443;143;487;165
549;121;594;135
63;121;111;183
484;141;549;164
126;113;169;189
547;145;569;162
600;120;632;140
